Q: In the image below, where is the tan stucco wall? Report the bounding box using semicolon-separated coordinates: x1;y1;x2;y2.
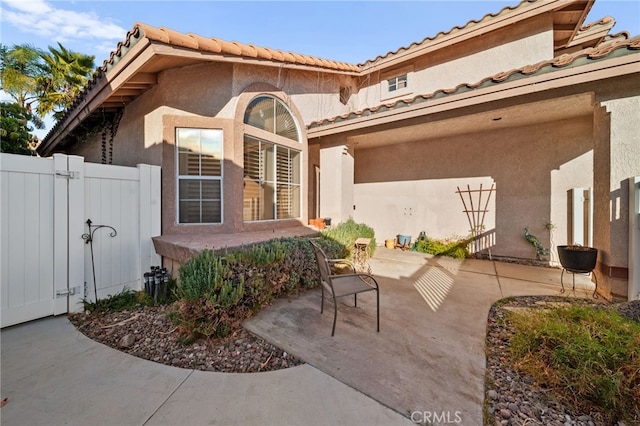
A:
594;93;640;299
71;61;336;235
231;65;349;125
352;15;553;112
351;115;593;260
319;143;354;223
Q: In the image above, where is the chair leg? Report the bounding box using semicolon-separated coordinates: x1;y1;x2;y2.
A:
376;289;380;332
354;293;357;307
332;296;338;336
320;286;324;313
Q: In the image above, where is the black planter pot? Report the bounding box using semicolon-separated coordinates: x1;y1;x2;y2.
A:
557;245;598;273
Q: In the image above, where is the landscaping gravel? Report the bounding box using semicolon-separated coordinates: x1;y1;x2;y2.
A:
484;296;640;426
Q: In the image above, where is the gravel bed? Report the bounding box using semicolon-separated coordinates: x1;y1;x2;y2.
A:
68;305;303;373
484;296;640;426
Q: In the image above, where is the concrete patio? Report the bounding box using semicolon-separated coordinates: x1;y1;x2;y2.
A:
244;248;597;425
1;248;596;426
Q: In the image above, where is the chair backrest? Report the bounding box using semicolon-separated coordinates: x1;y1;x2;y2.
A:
309;241;335;295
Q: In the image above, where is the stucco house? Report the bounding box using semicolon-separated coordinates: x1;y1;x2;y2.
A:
37;0;640;301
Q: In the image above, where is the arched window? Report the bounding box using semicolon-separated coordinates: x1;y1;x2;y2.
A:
244;96;300;141
243;96;301;221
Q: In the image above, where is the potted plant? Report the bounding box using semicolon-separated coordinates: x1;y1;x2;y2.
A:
557;245;598;273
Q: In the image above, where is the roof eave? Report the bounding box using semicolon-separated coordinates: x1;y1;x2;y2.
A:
38;35;361;156
38;37;153;156
555;0;595;49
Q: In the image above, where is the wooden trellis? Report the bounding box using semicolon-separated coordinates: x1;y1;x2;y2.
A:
456;183;496;257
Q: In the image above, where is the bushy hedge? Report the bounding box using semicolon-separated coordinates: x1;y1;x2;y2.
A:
172;236;344;341
321;217;376;258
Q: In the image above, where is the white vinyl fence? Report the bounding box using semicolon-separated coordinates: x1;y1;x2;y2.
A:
1;153;160;328
630;176;640;301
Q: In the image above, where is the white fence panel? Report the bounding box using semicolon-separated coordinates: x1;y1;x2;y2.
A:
1;154;160;326
1;155;57;327
83;163;160;302
630;177;640;301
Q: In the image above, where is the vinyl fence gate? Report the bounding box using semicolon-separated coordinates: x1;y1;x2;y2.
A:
1;153;161;328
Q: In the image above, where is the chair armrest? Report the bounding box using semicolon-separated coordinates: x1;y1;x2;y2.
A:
328;258;356;273
329;273;379;289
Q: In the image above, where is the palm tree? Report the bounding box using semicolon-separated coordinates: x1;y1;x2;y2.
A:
36;43;95;119
0;44;43;125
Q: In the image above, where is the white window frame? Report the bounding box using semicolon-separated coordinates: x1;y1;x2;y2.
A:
243;136;301;222
380;65;414;101
242;95;302;222
175;128;224;225
387;74;408;92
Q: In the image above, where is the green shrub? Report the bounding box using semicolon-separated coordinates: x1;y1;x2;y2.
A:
81;286;150;314
509;305;640;423
174;249;245;339
411;232;471;259
321;217;376;258
172;236;344;341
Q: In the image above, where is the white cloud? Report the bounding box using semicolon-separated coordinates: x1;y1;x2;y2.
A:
1;0;126;45
2;0;52;15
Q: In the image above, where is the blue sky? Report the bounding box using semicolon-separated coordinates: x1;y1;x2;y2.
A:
1;0;639;137
2;0;639;65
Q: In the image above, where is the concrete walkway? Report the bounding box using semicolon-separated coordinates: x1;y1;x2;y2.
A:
1;250;595;426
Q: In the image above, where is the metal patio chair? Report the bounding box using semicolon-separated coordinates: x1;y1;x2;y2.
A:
310;240;380;336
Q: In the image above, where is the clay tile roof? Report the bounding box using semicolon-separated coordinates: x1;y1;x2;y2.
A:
264;48;283;61
358;0;536;67
581;15;614;30
309;35;640;128
134;22;359;72
39;21;361;148
187;33;222;53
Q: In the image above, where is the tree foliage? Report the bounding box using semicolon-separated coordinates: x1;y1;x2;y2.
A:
36;43;95;119
0;102;37;155
0;42;95;153
0;43;42;111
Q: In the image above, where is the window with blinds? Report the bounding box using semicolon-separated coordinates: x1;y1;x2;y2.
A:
243;95;301;222
243;136;300;221
176;128;223;224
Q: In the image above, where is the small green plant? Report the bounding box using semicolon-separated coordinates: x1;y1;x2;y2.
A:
508;305;640;423
81;286;150;314
411;232;471;259
321;217;376;258
171;237;345;341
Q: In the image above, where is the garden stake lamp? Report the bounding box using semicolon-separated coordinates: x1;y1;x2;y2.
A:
82;219;118;302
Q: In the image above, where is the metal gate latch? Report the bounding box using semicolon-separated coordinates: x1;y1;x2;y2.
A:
55;170;79;179
56;286;81;297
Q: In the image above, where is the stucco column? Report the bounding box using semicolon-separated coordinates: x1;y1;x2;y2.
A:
593;96;640;300
319;144;354;225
